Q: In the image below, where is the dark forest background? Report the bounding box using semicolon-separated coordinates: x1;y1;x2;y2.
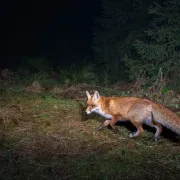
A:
1;0;180;91
0;1;180;179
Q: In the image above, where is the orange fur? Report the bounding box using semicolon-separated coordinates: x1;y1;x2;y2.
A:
86;91;180;141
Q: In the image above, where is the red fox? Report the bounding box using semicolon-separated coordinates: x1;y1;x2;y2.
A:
85;91;180;141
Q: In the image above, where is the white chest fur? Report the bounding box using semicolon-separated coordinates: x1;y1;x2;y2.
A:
93;107;112;119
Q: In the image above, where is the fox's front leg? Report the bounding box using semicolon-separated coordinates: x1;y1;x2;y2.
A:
96;115;121;131
109;116;120;133
96;119;111;131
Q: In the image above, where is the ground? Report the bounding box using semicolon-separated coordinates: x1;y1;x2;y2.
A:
0;84;179;180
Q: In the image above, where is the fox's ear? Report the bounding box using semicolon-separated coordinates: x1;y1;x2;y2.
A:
93;91;100;101
86;91;91;99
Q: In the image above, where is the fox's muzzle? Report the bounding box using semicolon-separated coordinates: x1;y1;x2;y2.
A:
86;109;91;114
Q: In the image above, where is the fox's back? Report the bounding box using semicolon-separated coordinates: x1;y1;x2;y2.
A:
98;96;154;119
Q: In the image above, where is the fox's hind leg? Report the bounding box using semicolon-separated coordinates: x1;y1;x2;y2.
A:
153;123;162;142
145;114;162;142
129;121;144;138
96;119;111;131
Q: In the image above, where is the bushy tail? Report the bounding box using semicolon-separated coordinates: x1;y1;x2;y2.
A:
152;104;180;135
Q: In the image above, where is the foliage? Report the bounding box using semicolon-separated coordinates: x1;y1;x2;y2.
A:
92;0;180;90
59;64;97;85
92;0;155;81
124;0;180;85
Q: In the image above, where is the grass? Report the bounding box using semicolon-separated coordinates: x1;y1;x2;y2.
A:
0;85;179;180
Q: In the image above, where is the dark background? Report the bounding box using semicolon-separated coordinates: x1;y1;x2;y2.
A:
1;0;100;68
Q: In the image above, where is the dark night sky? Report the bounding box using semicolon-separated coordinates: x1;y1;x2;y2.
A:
1;0;100;68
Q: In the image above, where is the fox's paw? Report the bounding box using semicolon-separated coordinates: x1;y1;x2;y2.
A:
96;126;104;131
154;137;158;142
129;131;139;138
154;136;162;143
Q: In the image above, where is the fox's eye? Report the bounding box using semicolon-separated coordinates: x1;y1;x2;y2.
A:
90;104;95;108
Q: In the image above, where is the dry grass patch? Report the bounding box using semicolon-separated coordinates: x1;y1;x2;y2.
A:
0;91;179;180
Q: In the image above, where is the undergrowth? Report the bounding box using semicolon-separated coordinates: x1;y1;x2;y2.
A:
0;67;179;180
0;86;179;180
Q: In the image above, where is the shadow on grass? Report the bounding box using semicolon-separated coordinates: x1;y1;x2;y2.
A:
115;121;180;142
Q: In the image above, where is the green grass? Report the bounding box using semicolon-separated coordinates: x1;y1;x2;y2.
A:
0;88;179;180
75;149;180;180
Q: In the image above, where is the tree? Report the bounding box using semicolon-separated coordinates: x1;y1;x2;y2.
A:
124;0;180;87
92;0;157;81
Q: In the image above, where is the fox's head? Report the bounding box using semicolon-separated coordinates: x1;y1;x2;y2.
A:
85;91;101;114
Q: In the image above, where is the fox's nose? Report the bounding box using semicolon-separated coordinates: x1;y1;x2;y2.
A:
86;109;91;114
